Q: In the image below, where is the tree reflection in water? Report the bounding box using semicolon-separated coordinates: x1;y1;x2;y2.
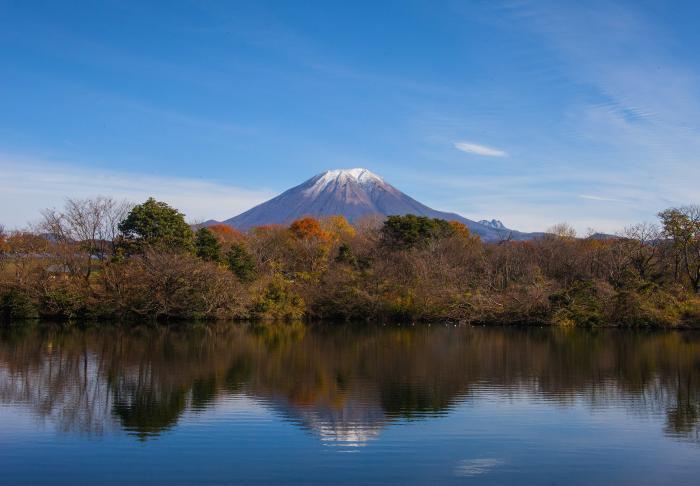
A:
0;323;698;444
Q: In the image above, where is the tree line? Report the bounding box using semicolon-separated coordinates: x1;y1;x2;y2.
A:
1;196;699;325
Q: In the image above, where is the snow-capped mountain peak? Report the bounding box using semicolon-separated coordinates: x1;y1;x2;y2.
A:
303;168;384;197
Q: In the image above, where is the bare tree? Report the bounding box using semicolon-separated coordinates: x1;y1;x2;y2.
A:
40;197;132;279
619;223;662;281
99;198;133;255
547;222;577;239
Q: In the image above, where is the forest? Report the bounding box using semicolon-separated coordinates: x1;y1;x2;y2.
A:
1;197;699;326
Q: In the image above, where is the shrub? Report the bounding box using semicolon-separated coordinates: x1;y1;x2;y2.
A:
100;250;248;320
40;283;88;320
195;228;221;262
609;284;684;327
381;215;455;249
226;243;256;282
0;289;39;321
549;280;606;326
250;274;305;320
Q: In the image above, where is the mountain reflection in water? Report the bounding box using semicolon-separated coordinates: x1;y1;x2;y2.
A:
1;323;698;447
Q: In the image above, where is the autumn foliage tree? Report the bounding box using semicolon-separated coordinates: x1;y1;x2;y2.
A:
321;215;356;241
289;217;330;241
208;224;245;244
287;217;332;277
448;221;482;246
659;205;700;293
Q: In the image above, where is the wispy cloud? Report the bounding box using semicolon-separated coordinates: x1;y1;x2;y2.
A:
578;194;622;202
505;1;700;159
453;141;507;157
0;153;274;228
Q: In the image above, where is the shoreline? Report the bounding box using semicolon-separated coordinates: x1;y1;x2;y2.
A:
3;315;699;329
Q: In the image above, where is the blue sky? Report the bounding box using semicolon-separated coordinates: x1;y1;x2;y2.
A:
1;0;699;232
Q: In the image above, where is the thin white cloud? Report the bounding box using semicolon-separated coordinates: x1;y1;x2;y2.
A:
578;194;622;202
0;153;274;228
453;141;507;157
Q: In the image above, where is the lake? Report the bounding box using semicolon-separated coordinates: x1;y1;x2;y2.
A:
1;323;699;484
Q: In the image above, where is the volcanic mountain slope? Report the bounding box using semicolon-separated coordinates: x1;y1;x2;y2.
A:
218;169;540;241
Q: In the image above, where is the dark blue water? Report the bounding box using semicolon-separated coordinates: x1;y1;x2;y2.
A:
1;323;699;484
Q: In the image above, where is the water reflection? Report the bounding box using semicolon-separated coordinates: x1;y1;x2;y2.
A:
1;323;699;444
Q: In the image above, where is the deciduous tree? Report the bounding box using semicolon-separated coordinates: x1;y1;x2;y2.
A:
208;224;245;243
39;196;132;279
321;215;356;241
658;206;700;293
289;217;329;241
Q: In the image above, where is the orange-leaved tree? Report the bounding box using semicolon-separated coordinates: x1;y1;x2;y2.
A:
288;217;332;276
289;217;330;242
449;221;472;240
208;224;246;244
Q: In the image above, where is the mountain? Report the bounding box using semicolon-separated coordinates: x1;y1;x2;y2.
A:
478;219;507;230
217;168;540;241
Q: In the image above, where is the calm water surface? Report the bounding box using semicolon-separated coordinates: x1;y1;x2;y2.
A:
1;323;699;484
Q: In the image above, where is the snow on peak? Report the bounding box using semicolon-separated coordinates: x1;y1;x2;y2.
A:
478;219;506;230
322;168;383;183
304;168;384;197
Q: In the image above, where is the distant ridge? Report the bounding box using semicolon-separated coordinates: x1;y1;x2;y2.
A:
213;169;542;242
